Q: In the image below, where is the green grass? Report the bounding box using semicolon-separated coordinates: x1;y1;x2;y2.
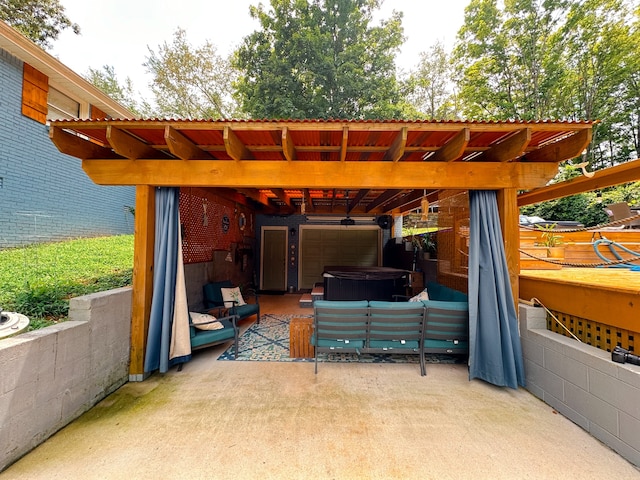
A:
0;235;134;330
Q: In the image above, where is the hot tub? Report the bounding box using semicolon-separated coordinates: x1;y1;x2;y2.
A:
322;266;409;301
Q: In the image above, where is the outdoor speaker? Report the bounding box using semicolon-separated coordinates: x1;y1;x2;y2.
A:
377;215;392;229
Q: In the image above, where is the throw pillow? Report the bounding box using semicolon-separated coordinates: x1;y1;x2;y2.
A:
220;287;246;309
409;289;429;302
190;312;224;331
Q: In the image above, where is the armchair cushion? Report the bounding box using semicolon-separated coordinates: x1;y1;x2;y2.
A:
221;287;246;308
190;312;223;331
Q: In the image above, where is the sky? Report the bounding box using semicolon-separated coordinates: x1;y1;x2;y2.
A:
51;0;470;100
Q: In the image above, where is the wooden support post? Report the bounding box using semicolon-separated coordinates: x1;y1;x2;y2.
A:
496;188;520;310
129;185;156;380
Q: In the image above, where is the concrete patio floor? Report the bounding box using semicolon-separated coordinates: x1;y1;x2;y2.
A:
3;295;639;479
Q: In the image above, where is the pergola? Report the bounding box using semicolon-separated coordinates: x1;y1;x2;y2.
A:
49;118;594;377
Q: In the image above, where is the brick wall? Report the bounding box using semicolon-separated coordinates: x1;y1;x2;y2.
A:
0;49;135;248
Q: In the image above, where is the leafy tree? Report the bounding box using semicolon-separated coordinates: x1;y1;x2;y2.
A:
144;28;241;119
558;0;635;168
404;41;458;120
0;0;79;49
233;0;409;119
454;0;568;120
84;65;152;118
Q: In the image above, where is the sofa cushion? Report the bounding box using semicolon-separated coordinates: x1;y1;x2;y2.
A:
425;282;468;302
314;300;369;309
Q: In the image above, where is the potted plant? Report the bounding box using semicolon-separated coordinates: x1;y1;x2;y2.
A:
419;233;437;259
536;223;564;258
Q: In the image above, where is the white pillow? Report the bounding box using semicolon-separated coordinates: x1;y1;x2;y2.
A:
190;312;224;331
409;289;429;302
220;287;246;309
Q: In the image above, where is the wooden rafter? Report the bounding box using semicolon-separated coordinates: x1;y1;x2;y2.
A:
365;189;403;212
383;127;407;162
347;189;369;213
340;127;348;162
430;128;469;162
303;188;315;212
518;158;640;206
282;127;297;161
49;126;121;160
106;125;159;159
523;129;591;163
482;128;531;162
271;188;295;212
165;126;210;160
224;126;254;160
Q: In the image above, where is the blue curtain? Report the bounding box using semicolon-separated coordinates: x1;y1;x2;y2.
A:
468;190;525;389
144;187;181;374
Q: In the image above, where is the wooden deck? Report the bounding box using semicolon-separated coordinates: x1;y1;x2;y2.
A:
519;267;640;333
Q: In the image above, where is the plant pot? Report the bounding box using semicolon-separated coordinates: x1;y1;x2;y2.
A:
547;246;564;258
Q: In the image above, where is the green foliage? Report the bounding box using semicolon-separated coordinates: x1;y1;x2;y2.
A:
535;223;562;247
452;0;638;167
0;235;134;330
145;28;242;119
0;0;79;49
233;0;409;119
84;65;152;118
404;41;458;119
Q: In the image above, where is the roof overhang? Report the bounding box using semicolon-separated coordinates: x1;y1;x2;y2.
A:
49;118;594;215
0;21;134;119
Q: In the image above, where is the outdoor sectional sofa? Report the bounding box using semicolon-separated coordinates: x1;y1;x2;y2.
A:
311;282;469;375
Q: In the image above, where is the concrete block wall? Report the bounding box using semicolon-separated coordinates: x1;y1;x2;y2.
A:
0;287;132;471
519;303;640;467
0;48;136;248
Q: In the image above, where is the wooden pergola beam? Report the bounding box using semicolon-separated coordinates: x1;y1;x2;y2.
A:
164;126;210;160
365;189;404;212
82;159;560;190
282;127;297;161
106;125;159;159
348;189;370;213
224;126;254;160
340;127;348;162
482;128;531;162
518;158;640;206
49;126;122;159
430;128;469;162
384;127;407;162
523;129;592;163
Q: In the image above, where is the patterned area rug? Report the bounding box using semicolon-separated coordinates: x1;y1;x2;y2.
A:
218;314;466;364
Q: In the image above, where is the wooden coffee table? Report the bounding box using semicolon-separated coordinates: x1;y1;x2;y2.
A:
289;317;315;358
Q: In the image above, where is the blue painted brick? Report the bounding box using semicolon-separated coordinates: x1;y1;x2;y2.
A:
0;49;135;248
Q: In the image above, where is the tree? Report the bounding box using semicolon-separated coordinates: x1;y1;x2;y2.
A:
0;0;79;49
404;41;458;120
84;65;152;118
454;0;568;120
233;0;409;119
144;28;241;119
558;0;635;168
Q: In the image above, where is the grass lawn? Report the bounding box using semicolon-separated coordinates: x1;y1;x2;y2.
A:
0;235;134;330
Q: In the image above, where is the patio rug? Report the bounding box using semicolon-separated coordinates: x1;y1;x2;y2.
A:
217;314;466;364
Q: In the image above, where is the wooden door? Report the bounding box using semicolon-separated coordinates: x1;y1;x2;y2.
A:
260;227;287;291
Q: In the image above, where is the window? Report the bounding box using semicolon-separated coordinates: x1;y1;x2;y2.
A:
47;87;80;121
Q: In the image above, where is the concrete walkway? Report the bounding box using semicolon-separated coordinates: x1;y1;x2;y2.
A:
3;347;639;480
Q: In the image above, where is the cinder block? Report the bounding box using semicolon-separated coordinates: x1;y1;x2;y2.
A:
565;382;618;435
543;391;589;431
620;412;640;454
544;347;588;390
589;368;640;421
521;336;544;367
591;423;640;468
617;364;640;390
